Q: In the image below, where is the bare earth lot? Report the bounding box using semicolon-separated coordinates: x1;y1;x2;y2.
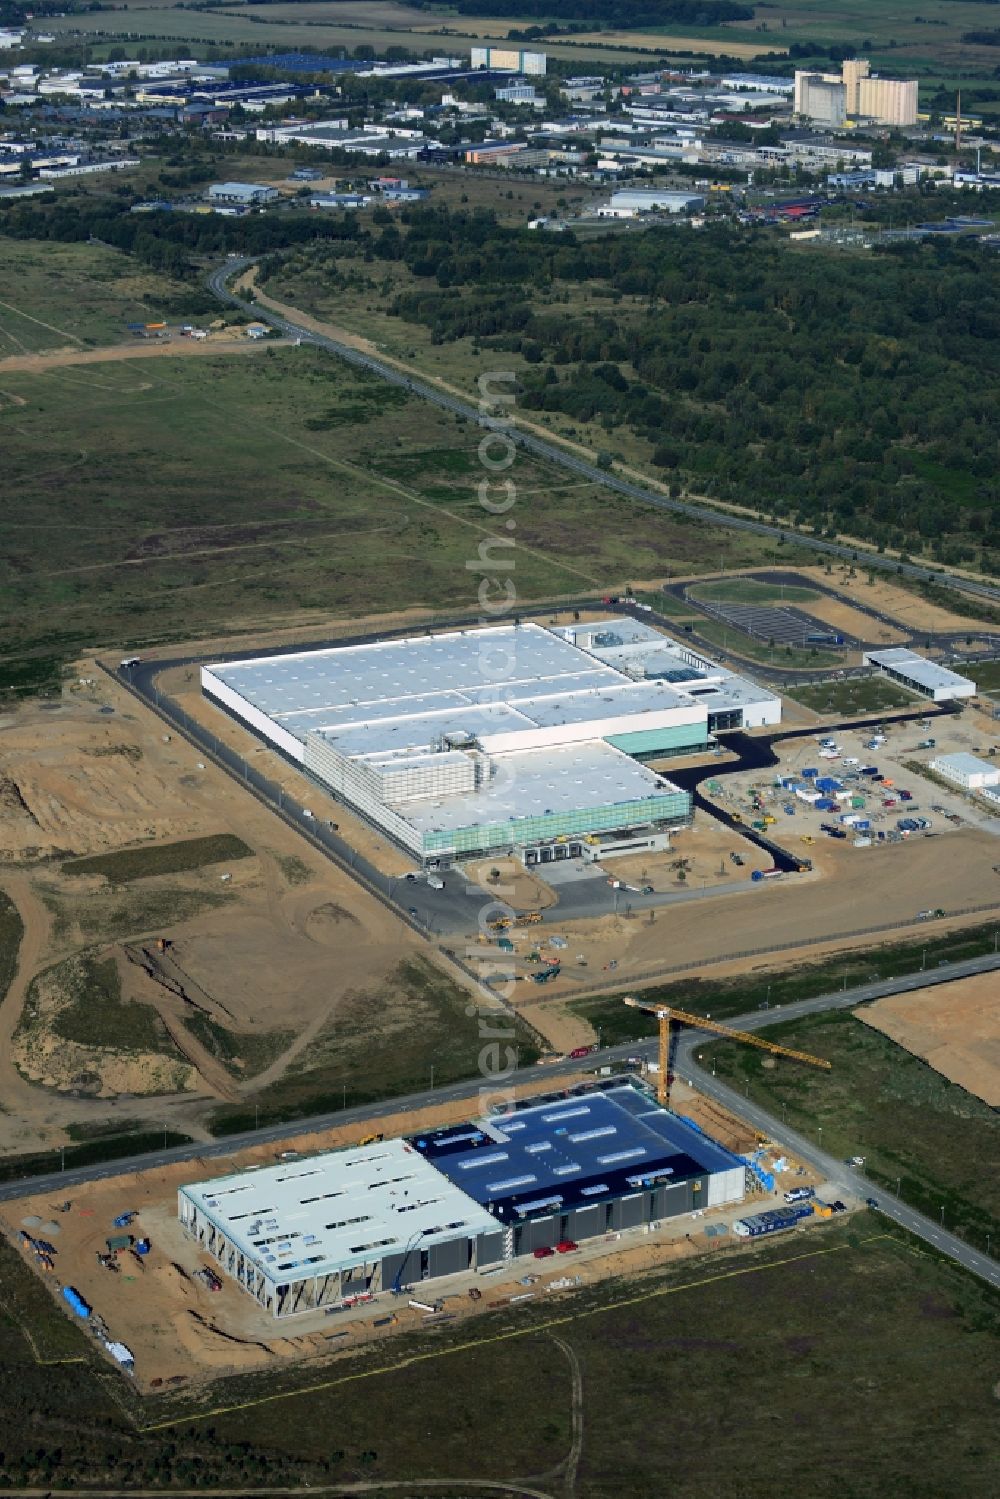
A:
857;972;1000;1107
0;674;430;1151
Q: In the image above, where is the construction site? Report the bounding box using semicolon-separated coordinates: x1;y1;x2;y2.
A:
3;1054;849;1390
0;567;997;1394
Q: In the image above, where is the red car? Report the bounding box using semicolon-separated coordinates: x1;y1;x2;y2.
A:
533;1246;554;1259
556;1240;579;1254
569;1046;592;1060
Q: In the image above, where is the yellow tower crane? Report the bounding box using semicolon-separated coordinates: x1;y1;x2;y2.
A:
622;997;831;1109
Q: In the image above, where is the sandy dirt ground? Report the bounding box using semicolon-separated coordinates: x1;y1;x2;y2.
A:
505;828;1000;1010
0;674;435;1151
605;814;773;891
1;1079;827;1392
798;566;1000;635
856;972;1000;1106
0;333;291;375
797;594;908;644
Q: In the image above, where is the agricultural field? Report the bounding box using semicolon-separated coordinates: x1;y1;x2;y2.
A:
704;1008;1000;1251
719;0;1000;79
789;676;920;715
0;1220;996;1495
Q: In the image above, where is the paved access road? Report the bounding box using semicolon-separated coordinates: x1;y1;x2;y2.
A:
206;260;1000;608
3;954;998;1287
673;958;1000;1291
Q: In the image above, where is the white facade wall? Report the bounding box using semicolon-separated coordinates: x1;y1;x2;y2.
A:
304;733;424;853
477;701;705;755
706;1164;746;1208
377;752;475;803
202;666;304;761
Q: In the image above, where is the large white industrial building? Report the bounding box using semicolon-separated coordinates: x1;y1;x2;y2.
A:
862;648;975;703
202;618;779;864
178;1082;747;1317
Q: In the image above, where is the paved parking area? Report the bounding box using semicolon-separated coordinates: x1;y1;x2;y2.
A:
696;598;847;647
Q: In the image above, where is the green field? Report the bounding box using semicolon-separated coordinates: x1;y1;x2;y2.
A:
972;657;1000;696
689;616;842;671
688;578;820;606
0;241;216;357
704;1008;1000;1251
789;675;920;714
208;955;540;1133
61;834;254;884
25;951;180;1057
0;341;791;678
0;1222;996;1495
183;1012;295;1079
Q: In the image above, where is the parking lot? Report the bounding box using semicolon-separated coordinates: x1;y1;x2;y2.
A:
703;710;1000;861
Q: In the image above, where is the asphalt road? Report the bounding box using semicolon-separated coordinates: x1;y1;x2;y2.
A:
207;259;1000;608
3;954;998;1286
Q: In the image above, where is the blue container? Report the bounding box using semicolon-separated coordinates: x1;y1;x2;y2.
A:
61;1286;91;1318
802;767;818;778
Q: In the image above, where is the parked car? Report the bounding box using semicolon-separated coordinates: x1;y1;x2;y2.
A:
533;1246;554;1260
556;1240;579;1254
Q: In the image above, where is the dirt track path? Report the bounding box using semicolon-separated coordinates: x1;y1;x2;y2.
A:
0;337;292;375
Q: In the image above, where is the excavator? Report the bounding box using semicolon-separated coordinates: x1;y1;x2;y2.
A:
622;997;830;1110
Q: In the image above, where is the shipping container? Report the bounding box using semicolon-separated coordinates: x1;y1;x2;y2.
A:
61;1286;91;1318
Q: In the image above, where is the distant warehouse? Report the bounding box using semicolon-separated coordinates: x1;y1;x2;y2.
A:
597;189;705;219
862;648;976;702
208;181;280;207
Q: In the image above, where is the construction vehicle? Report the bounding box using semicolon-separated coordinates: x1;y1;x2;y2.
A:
622;997;831;1109
358;1132;383;1146
514;911;542;926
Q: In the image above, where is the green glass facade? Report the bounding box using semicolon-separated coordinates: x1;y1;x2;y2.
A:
606;723;709;759
422;788;691;856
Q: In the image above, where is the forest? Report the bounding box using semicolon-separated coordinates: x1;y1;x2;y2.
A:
3;188;997;570
329;207;1000;570
433;0;755;22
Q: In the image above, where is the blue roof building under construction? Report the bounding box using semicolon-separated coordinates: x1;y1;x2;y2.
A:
178;1082;746;1316
412;1082;746;1256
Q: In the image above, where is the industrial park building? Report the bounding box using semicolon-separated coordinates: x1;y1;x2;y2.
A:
202;620;779;864
207;181;279;206
929;752;1000;792
795;59;917;128
471;47;546;75
178;1083;747;1316
862;648;975;703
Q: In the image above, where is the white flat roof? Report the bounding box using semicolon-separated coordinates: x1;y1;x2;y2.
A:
180;1140;497;1285
393;740;683;835
931;752;999;779
556;618;779;711
865;648;975;694
206;623;696;755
